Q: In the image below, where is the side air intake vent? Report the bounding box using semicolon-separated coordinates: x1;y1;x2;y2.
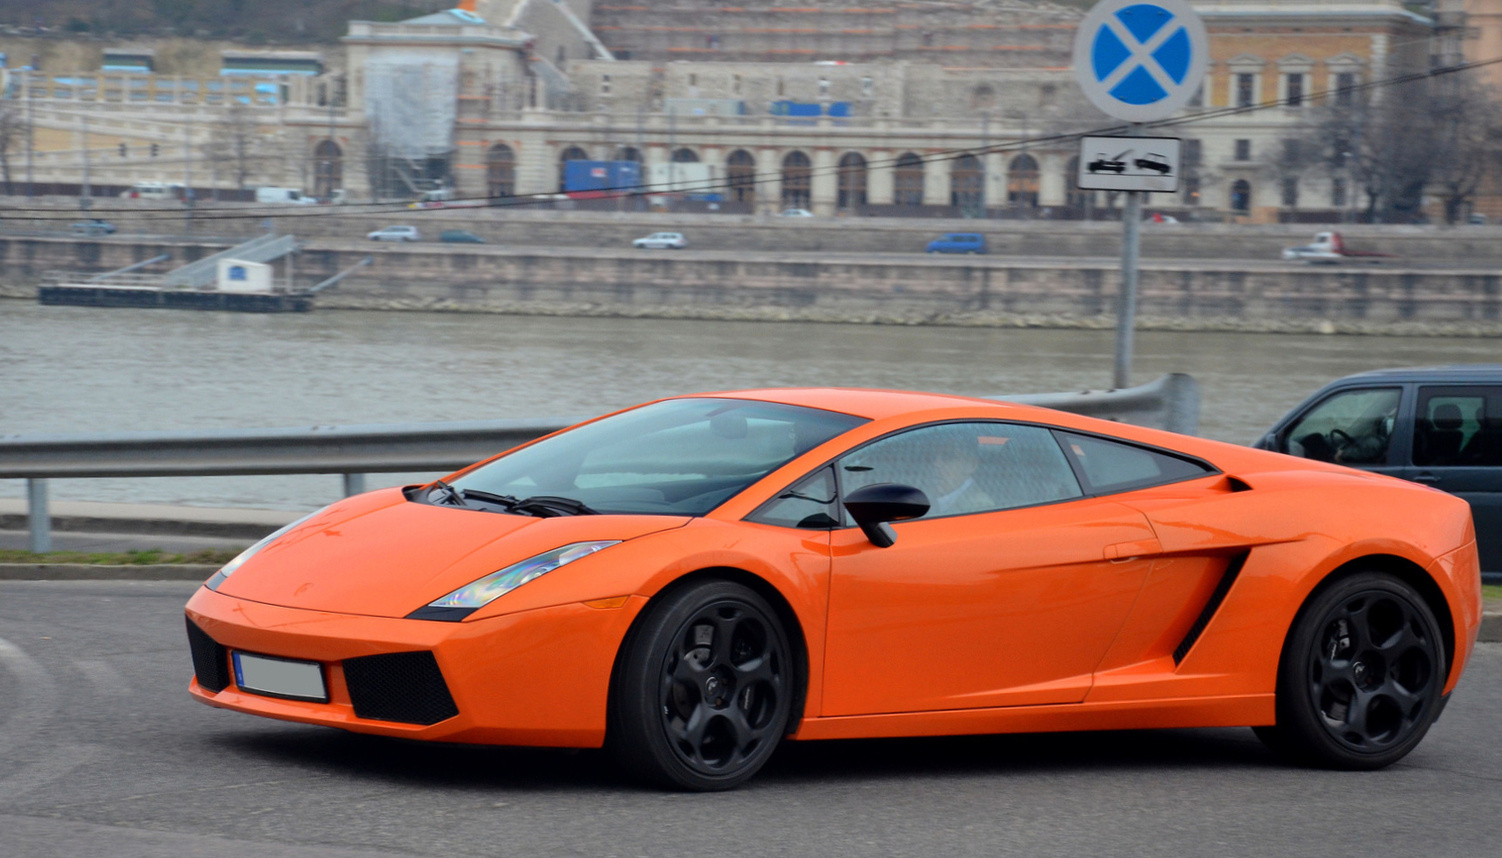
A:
186;617;231;693
342;651;459;725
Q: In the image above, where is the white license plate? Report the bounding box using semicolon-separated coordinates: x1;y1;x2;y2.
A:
232;651;328;702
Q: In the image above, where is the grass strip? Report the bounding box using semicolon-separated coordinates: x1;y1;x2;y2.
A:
0;548;241;566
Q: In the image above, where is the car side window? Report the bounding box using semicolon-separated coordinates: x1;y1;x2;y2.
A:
1283;387;1401;465
836;422;1083;520
747;467;841;529
1414;386;1501;467
1054;432;1214;494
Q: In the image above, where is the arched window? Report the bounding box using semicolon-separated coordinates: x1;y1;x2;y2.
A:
312;139;342;199
727;149;757;205
951;154;983;211
558;145;588;191
671;147;699;163
781;150;811;209
1231;179;1252;213
616;146;643;163
487;144;515;198
970;83;996;111
1007;153;1039;208
893;152;924;207
837;152;867;210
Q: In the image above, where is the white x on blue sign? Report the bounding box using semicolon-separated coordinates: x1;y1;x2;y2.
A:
1073;0;1208;123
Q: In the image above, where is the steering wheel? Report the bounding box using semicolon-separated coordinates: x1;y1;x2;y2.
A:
1326;428;1361;462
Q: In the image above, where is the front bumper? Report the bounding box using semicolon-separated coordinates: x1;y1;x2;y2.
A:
185;585;648;747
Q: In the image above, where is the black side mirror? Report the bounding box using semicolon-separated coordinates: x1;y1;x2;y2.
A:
844;483;930;548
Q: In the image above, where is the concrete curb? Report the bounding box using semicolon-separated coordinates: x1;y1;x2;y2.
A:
0;564;216;581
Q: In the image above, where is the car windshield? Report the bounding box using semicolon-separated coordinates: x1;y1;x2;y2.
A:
450;398;866;516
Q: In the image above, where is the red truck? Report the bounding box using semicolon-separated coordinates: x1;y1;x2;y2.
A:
1281;231;1397;263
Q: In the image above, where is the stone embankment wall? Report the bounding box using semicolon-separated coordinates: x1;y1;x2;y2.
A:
3;235;1500;335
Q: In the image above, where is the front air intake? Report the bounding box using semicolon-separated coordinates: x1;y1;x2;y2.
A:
186;617;231;693
342;651;459;725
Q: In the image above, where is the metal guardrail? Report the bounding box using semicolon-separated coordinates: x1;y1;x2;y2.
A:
0;374;1198;552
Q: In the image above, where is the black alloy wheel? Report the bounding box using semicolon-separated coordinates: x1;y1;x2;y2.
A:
609;580;794;790
1259;572;1445;770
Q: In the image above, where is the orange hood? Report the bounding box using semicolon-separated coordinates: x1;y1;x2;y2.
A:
215;488;688;618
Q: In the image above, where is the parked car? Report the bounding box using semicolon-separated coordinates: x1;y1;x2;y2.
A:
119;181;186;201
1255;365;1502;580
255;187;317;205
367;225;421;242
69;218;117;236
925;233;987;254
633;232;686;249
184;389;1481;790
778;208;815;217
440;229;486;244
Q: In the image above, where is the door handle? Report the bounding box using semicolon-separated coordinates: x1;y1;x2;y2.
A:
1412;473;1441;484
1104;538;1162;561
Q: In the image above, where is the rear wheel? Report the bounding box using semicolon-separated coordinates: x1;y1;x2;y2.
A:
609;580;793;791
1259;572;1445;769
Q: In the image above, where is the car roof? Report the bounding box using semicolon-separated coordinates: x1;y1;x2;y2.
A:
679;387;1028;420
1328;365;1502;384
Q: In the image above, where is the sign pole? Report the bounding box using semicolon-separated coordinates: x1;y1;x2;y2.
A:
1072;0;1207;392
1115;123;1143;389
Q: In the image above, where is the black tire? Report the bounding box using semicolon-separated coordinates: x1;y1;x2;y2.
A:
1259;571;1446;770
609;579;794;791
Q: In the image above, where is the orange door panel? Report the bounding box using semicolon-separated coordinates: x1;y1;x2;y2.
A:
821;498;1159;716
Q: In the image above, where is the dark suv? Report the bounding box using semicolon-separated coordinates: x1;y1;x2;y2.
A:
1255;365;1502;580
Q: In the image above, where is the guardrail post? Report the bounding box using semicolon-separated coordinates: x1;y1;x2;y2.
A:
342;473;366;497
27;478;51;554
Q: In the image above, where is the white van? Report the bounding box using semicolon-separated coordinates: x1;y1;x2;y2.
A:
255;187;318;205
119;181;186;201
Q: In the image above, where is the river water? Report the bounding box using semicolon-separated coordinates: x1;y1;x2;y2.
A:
2;301;1498;510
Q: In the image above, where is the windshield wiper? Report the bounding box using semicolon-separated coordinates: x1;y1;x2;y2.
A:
458;488;521;509
427;480;467;507
510;495;599;517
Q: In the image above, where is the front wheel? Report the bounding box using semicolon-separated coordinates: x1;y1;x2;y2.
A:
1259;572;1446;770
609;580;794;790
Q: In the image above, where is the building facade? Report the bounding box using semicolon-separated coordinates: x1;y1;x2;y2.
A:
4;0;1447;222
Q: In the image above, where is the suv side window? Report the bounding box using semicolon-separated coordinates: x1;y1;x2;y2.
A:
1054;432;1215;494
1282;387;1401;465
1414;386;1501;467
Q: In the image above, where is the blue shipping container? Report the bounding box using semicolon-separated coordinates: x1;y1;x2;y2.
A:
563;160;642;193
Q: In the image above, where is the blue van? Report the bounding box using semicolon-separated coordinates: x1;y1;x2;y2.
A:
925;233;987;254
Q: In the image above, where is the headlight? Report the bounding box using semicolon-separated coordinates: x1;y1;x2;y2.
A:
204;510;321;591
410;541;619;621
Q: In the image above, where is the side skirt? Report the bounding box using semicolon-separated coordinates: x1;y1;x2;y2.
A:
790;693;1275;741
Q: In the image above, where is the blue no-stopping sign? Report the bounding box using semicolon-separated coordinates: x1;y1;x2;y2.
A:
1073;0;1208;123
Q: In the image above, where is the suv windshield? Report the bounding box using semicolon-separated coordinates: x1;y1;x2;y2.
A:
450;398;866;516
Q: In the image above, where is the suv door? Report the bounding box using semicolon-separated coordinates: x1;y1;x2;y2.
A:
1404;385;1501;573
1274;385;1406;477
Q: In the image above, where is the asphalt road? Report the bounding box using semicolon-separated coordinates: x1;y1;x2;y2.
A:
2;580;1499;858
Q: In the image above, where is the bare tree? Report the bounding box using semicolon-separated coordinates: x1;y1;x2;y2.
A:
1425;75;1502;224
1277;76;1502;223
201;103;266;191
0;101;30;195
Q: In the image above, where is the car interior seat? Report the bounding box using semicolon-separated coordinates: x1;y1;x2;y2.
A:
1418;403;1466;465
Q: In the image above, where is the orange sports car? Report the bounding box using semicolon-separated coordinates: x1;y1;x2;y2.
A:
185;389;1483;790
